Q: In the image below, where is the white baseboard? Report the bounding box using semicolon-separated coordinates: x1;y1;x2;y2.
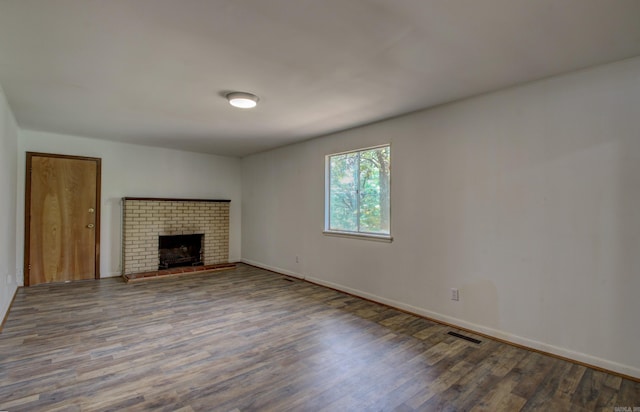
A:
102;272;123;278
1;284;18;330
241;258;305;280
305;275;640;379
239;258;639;379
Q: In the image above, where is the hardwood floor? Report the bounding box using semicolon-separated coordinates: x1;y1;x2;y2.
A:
1;264;638;411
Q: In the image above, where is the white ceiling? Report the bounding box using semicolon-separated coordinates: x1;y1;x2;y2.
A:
1;0;640;157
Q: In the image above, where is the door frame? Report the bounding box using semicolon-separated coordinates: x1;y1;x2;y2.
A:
24;152;102;286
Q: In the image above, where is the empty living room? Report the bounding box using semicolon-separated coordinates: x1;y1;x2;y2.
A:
1;1;640;410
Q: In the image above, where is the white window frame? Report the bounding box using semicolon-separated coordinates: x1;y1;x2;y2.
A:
324;144;392;242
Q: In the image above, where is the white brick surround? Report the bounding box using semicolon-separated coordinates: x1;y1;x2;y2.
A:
122;198;230;275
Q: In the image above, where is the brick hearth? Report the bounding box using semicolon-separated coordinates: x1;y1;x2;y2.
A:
122;262;236;283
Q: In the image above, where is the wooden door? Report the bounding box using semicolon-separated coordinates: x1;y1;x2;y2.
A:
25;153;101;286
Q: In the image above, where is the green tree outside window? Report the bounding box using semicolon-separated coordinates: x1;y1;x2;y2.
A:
327;145;390;235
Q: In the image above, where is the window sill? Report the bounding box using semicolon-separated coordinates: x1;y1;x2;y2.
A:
323;230;393;243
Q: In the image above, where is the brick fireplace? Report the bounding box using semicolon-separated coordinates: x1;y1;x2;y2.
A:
121;198;230;275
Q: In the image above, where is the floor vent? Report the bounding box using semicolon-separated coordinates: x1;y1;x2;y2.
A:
447;331;481;344
282;278;295;282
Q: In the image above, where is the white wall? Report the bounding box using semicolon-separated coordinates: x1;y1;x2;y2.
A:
17;130;242;280
0;84;19;322
242;56;640;378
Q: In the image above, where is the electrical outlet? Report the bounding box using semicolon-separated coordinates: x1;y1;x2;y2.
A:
295;256;299;264
451;288;459;301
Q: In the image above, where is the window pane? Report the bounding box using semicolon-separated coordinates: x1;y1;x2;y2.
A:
327;145;390;236
329;153;358;231
359;146;390;234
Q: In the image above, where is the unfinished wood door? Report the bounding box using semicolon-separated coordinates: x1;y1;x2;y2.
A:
25;153;101;286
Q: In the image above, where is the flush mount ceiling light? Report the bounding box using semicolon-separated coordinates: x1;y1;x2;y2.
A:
226;92;259;109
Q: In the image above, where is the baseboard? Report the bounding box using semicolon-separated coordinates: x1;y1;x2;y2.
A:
306;275;640;380
240;258;305;280
238;259;640;381
0;284;19;333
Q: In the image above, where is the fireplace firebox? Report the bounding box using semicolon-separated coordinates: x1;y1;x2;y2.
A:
158;234;203;270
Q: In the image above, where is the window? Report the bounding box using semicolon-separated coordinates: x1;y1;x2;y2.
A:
325;145;391;240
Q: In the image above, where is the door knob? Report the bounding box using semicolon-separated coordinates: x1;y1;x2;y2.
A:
87;224;94;228
88;208;95;213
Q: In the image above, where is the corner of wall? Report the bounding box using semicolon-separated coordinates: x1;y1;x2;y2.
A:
0;82;20;322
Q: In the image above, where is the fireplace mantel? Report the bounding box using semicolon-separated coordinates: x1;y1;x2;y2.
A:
122;197;230;202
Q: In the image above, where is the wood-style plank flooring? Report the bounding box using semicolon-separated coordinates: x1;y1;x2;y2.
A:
1;264;638;411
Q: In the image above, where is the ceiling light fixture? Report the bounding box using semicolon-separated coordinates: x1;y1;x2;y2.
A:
226;92;259;109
